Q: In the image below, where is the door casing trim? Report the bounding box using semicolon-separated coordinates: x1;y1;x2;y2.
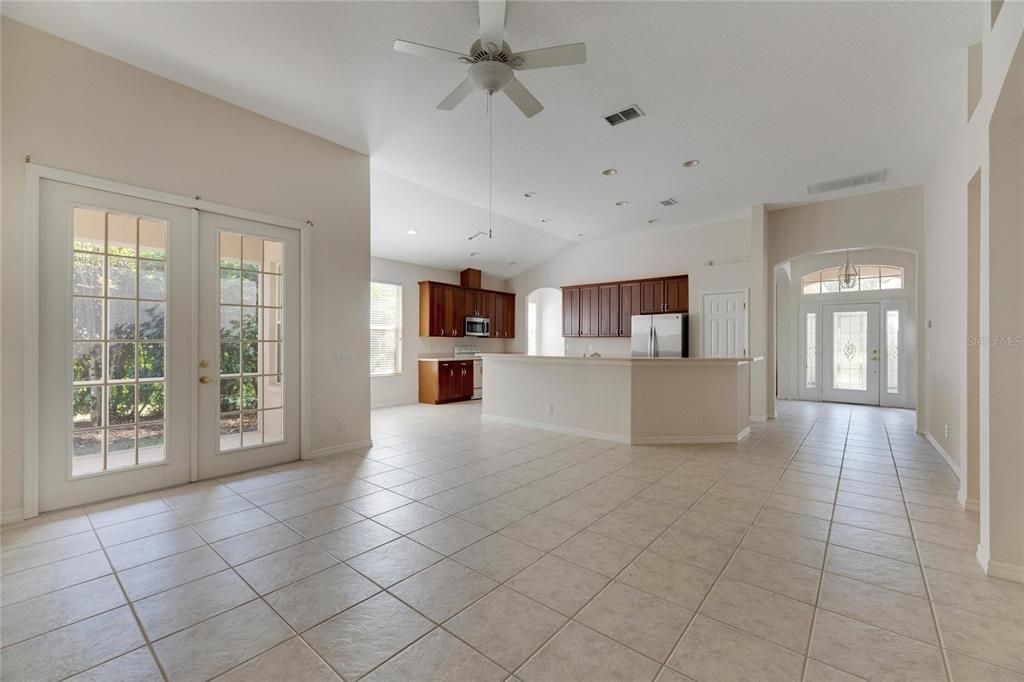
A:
23;163;313;519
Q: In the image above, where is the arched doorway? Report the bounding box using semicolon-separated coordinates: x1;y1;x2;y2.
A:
526;287;563;356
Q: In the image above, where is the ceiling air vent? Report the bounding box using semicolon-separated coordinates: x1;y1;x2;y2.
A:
807;170;887;196
603;105;645;126
659;198;679;206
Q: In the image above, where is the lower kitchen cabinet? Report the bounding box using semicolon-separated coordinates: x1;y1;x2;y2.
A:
418;360;474;404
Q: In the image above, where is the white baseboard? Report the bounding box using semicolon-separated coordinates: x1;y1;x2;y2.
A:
1;508;25;526
925;431;960;478
481;414;630;444
749;415;768;423
633;427;751;445
988;557;1024;584
957;488;980;512
306;440;374;460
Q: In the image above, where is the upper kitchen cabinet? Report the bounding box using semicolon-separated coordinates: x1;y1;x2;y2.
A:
562;275;688;337
419;280;515;338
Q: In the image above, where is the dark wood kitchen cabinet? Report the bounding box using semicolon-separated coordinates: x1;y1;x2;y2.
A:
598;284;620;337
419;281;515;338
563;287;581;337
419;360;474;404
578;286;601;337
619;282;641;337
562;275;688;337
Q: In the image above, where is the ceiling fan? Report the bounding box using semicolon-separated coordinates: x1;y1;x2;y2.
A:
393;0;586;118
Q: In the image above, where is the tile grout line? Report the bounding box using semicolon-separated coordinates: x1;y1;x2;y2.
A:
799;406;852;681
883;420;954;682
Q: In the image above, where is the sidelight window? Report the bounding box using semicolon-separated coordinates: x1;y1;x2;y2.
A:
370;282;402;377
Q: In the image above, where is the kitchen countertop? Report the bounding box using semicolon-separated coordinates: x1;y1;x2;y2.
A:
479;354;752;366
417;357;478;362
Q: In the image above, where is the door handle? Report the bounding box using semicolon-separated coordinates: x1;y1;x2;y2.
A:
199;376;211;384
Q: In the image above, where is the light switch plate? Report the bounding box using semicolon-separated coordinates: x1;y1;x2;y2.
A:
336;351;353;365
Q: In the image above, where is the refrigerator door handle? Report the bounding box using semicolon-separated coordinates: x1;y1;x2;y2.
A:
650;324;655;357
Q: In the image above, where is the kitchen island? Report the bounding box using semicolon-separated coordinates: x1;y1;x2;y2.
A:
481;355;751;444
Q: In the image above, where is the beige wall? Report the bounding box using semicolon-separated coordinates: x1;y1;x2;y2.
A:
369;257;509;408
921;1;1024;579
1;20;371;518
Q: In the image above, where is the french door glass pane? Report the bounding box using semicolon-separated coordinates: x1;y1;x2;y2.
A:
218;231;285;451
886;310;900;394
805;313;816;388
832;311;868;391
71;209;168;476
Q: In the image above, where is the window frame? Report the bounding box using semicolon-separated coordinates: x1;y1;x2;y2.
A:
370;280;403;377
800;265;904;295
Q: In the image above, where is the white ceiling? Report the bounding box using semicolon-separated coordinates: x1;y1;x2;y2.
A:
4;1;981;279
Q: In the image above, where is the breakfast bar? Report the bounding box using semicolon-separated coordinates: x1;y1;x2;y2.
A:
481;355;752;444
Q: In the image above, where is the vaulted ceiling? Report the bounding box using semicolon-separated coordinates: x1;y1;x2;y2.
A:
4;1;981;277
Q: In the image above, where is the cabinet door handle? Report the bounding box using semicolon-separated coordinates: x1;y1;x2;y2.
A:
440;329;445;336
449;369;454;377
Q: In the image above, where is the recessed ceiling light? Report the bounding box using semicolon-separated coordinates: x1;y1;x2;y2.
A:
601;168;618;176
577;232;587;237
647;218;660;224
524;192;536;198
540;218;552;223
683;159;701;168
470;251;480;257
406;229;418;235
615;201;629;207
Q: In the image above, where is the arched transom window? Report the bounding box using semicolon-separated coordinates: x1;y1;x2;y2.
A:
800;265;904;295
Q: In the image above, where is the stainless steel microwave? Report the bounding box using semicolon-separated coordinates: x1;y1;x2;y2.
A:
464;317;490;337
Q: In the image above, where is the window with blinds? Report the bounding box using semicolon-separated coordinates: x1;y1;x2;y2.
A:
370;282;402;376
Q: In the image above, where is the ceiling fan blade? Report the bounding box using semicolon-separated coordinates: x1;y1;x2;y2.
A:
393;39;466;63
504;78;543;118
437;79;476;110
478;0;506;50
513;43;587;70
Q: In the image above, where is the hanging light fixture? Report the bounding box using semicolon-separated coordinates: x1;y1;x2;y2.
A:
838;249;859;289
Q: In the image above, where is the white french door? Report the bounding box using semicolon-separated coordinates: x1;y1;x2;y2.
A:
38;181;194;510
37;181;303;511
196;212;301;479
821;303;880;405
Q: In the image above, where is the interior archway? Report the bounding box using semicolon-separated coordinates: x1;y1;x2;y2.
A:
526;287;563;356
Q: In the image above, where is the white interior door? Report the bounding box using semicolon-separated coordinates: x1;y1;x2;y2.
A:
702;291;748;357
822;303;880;405
38;181;193;510
196;212;301;479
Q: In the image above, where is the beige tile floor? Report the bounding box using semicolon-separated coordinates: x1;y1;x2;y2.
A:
2;400;1022;681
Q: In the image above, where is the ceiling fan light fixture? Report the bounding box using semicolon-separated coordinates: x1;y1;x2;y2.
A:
601;168;618;176
683;159;701;168
524;192;536;198
468;61;514;94
615;200;629;207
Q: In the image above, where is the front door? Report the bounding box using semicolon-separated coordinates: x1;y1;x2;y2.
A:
38;181;194;510
821;303;881;405
196;212;301;479
703;291;748;357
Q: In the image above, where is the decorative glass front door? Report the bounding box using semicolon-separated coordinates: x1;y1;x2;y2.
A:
821;303;880;405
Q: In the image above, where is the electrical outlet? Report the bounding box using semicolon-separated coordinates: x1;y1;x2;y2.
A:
944;424;950;438
547;403;554;415
335;419;344;433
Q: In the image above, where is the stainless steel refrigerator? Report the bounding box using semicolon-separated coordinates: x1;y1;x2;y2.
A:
631;313;689;358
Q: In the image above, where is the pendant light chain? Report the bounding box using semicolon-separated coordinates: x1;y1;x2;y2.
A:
488;93;494;239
